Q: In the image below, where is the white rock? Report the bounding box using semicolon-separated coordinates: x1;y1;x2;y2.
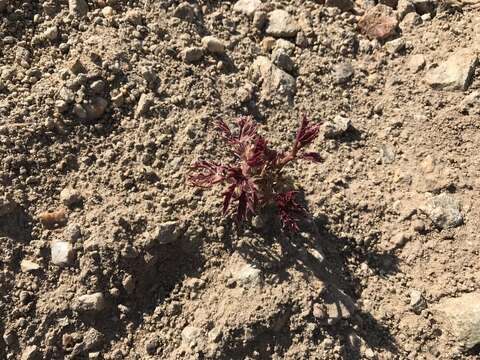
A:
101;6;114;17
60;187;82;207
44;26;58;41
20;260;41;272
201;36;225;54
410;289;426;313
425;49;478;91
51;241;74;266
233;0;262;17
251;56;296;99
181;326;203;346
324;115;351;138
434;292;480;350
266;9;299;38
73;293;106;313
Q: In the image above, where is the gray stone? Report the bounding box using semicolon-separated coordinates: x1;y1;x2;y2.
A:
251;56;296;99
232;264;262;287
20;260;41;273
425;49;478;91
324;115;351;138
274;39;296;55
201;36;225;54
51;241;74;266
271;48;294;73
434;292;480;350
135;94;152;118
73;293;106;313
325;0;354;11
266;10;299;38
385;38;406;54
381;144;396;164
60;187;82;207
69;0;88;17
410;289;426;313
233;0;262;17
421;193;463;229
155;220;182;244
145;337;159;355
82;328;104;351
181;47;204;63
333;62;354;84
408;54;426;73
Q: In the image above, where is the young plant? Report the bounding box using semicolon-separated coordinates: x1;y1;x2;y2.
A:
189;116;321;233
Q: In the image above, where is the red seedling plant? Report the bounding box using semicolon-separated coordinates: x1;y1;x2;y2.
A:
189;116;321;233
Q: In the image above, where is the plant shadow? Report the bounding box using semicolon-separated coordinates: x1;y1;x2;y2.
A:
226;211;400;358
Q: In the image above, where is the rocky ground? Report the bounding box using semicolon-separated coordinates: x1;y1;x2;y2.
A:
1;0;480;359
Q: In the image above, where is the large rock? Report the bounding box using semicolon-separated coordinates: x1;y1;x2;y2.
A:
266;10;299;38
252;56;296;100
358;4;398;41
434;292;480;350
425;49;478;91
233;0;262;17
201;36;225;55
73;293;106;313
51;241;74;266
420;193;463;229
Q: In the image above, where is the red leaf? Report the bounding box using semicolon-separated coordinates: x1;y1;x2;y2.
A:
222;184;236;215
